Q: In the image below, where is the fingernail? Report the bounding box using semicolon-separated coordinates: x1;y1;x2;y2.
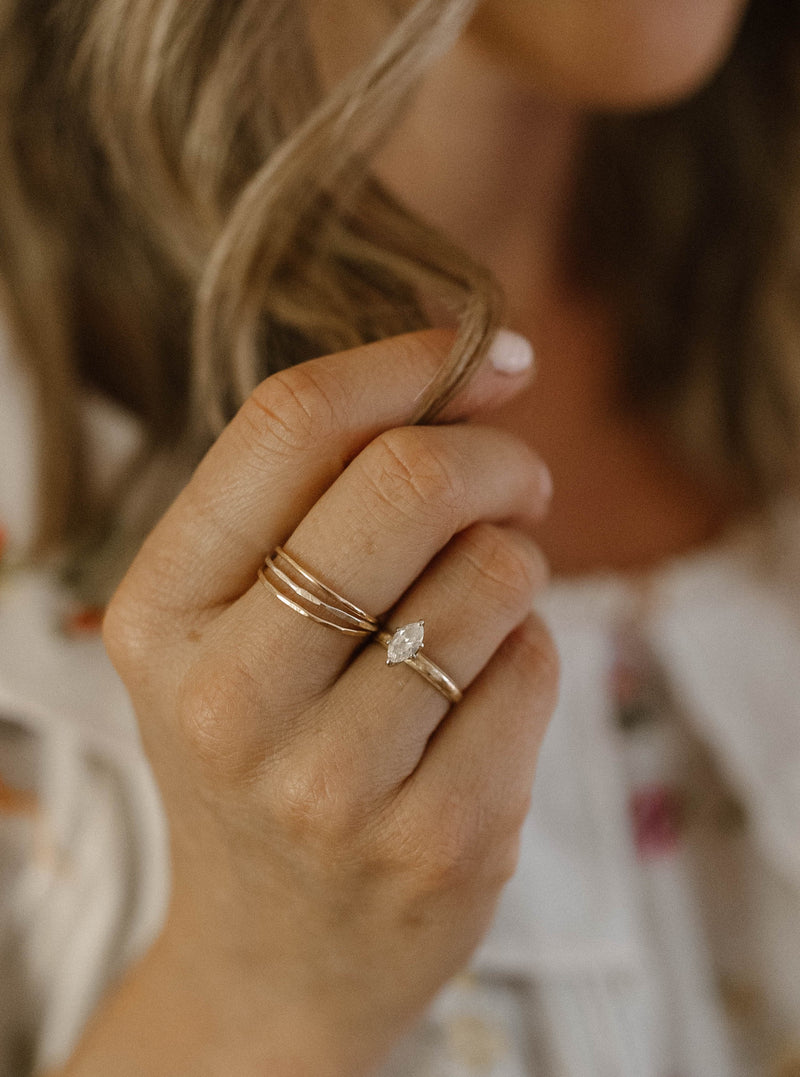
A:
488;329;535;375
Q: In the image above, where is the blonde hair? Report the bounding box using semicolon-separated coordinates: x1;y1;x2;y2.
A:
0;0;799;602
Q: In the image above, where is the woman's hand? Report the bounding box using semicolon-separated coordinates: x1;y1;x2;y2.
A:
82;329;559;1077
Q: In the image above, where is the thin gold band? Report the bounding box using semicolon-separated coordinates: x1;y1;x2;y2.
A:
274;546;377;625
265;560;378;633
257;567;375;636
258;546;379;636
258;549;462;705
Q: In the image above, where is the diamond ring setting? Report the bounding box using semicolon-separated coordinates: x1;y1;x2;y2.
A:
384;620;426;665
376;621;461;704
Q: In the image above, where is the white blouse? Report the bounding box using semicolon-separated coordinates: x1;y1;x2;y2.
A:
2;344;800;1076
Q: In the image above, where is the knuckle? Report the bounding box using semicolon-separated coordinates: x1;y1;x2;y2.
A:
417;797;528;894
269;756;356;845
383;790;522;898
174;658;260;783
460;524;544;615
362;428;466;524
241;364;341;457
101;583;151;674
103;510;224;646
175;664;231;764
412;801;489;893
418;839;477;894
516;615;561;709
273;766;334;829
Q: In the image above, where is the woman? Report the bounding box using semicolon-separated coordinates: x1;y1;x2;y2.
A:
1;0;800;1073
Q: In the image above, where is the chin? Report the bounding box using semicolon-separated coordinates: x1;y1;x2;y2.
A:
468;0;751;110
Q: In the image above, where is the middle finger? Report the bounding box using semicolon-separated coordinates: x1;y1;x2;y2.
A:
214;422;552;704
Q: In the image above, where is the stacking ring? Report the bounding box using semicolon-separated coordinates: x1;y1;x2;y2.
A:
375;621;462;705
256;549;462;705
258;547;379;635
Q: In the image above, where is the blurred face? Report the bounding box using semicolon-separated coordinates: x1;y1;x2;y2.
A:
466;0;751;108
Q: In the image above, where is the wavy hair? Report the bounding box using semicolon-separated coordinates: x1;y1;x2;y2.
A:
0;0;798;601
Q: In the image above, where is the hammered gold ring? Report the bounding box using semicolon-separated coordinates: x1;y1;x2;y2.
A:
258;547;379;636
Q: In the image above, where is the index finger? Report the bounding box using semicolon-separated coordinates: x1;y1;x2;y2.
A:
119;329;535;623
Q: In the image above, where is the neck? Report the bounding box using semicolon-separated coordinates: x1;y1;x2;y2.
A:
316;20;751;576
373;35;585;322
372;36;749;578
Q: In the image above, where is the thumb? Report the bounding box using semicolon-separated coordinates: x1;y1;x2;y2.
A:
432;328;536;424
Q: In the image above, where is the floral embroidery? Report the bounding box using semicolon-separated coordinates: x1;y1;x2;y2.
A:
0;775;37;816
610;618;685;859
608;619;669;732
59;604;106;638
630;784;684;859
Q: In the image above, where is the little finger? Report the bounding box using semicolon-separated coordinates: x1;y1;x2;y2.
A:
396;612;560;865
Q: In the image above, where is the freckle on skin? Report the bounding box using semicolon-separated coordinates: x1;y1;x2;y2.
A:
187;628;202;643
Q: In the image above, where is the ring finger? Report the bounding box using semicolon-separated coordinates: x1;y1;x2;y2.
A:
285;521;550;793
212;422;552;706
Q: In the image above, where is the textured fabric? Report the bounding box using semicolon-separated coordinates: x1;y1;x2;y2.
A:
381;499;800;1076
2;339;800;1075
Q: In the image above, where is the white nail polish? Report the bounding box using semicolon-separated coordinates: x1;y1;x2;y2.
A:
488;329;535;375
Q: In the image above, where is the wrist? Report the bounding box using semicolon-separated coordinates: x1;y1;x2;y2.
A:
146;916;378;1077
158;877;415;1077
61;913;378;1077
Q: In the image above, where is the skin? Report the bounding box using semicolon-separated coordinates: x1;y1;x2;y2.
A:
466;0;750;108
55;2;751;1074
375;0;752;576
58;334;557;1077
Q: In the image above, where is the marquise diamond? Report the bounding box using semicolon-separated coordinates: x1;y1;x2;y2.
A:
386;621;425;665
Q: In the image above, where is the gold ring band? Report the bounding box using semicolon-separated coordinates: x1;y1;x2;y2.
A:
257;567;376;635
265;560;378;633
257;548;379;636
375;623;462;705
257;552;462;706
274;546;377;626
